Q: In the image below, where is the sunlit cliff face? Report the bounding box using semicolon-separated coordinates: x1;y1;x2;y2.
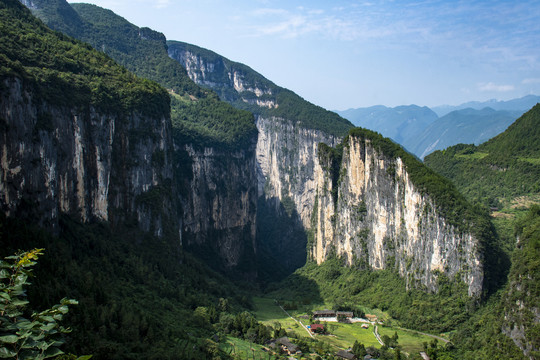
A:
312;136;483;297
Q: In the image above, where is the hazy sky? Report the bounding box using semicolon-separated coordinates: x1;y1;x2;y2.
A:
67;0;540;110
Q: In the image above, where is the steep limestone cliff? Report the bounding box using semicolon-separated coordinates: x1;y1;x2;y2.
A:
501;207;540;359
0;77;176;237
168;42;352;275
167;43;350;223
15;0;260;273
313;131;485;296
176;142;258;274
167;42;278;108
255;116;339;226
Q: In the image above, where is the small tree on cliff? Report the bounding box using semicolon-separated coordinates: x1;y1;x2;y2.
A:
0;249;86;359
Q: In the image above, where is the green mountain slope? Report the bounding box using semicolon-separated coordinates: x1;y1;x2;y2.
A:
167;40;354;137
1;0;168;117
424;104;540;206
1;1;262;358
450;206;539;359
424;105;540;359
411;107;521;159
26;0;257;149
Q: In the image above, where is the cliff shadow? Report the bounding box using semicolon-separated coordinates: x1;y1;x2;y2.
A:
263;271;323;305
256;195;308;286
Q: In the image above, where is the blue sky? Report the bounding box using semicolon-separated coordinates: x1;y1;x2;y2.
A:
67;0;540;110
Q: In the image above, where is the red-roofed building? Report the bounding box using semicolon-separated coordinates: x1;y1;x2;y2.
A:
310;324;325;334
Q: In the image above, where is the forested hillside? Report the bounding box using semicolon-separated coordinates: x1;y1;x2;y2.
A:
0;1;263;357
28;0;257;149
424;104;540;359
425;104;540;206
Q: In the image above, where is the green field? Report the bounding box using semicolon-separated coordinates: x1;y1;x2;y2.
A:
221;337;275;360
253;296;436;356
253;297;305;336
378;326;436;354
317;322;380;349
455;151;489;160
519;157;540;165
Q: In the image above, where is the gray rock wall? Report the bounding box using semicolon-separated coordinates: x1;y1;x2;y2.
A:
0;77;176;236
312;135;483;296
177;142;258;272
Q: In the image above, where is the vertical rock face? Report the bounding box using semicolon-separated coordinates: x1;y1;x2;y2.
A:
255;116;338;226
169;43;348;274
177;142;258;274
0;77;176;236
168;44;341;226
313;134;484;296
167;44;277;108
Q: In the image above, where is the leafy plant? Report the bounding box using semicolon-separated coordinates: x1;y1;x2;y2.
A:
0;249;84;360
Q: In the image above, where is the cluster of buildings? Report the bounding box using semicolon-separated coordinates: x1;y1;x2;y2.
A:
312;309;379;324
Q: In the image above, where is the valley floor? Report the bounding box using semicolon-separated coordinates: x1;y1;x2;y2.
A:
252;297;441;358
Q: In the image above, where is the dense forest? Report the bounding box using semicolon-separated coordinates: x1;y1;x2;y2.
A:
0;0;169;119
30;0;257;149
424;104;540;206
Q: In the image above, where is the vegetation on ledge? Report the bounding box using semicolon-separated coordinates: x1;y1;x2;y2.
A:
69;3;257;150
24;1;256;150
0;0;169;119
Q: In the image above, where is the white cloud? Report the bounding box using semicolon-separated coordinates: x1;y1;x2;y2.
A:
522;78;540;84
252;8;288;16
155;0;170;9
478;82;515;92
154;0;170;9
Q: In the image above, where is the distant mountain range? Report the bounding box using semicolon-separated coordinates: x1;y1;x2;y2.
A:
336;105;438;148
431;95;540;117
336;95;539;159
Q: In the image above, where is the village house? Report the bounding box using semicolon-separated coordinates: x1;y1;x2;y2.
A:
336;311;354;322
365;314;378;322
336;349;357;359
336;311;354;318
313;310;336;318
309;323;325;334
276;337;300;356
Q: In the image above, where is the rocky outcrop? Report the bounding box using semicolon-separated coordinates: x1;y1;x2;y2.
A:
0;77;176;237
255;116;339;226
312;133;484;296
503;298;540;359
501;210;540;359
167;43;277;108
177;142;258;274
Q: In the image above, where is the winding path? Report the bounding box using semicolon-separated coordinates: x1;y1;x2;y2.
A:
278;304;314;339
374;325;384;346
395;326;450;344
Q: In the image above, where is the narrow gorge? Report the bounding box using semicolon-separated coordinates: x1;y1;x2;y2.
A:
167;41;489;296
